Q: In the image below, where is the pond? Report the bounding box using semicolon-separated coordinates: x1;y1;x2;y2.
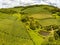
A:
38;30;50;36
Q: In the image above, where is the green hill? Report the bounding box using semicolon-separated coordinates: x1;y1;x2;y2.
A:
21;5;60;14
20;5;60;26
0;8;34;45
0;5;60;45
0;19;34;45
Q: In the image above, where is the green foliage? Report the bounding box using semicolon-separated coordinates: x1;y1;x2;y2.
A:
41;37;58;45
44;25;59;31
29;19;41;30
44;25;52;31
50;8;60;14
35;21;41;28
56;28;60;37
56;12;60;16
52;25;59;30
30;21;36;30
54;31;59;40
21;15;29;22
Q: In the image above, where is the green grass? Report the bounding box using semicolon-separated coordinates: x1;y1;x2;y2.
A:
21;6;51;15
0;7;22;13
0;19;34;45
21;5;59;15
0;19;33;45
28;30;44;45
0;7;34;45
38;18;60;26
29;13;52;19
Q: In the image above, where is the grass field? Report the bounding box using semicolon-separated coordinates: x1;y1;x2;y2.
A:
38;18;60;26
0;18;34;45
0;7;34;45
0;5;60;45
29;13;52;19
28;30;44;45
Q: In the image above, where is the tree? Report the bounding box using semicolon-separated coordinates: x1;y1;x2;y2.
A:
56;28;60;37
57;12;60;16
30;21;36;30
44;25;59;31
54;31;59;40
44;25;52;31
35;21;41;29
21;15;29;22
52;25;59;30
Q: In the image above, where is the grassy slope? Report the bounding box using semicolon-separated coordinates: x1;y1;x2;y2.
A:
21;5;60;26
29;14;52;19
21;5;58;14
38;19;59;26
21;5;60;45
28;30;44;45
0;8;34;45
0;5;60;45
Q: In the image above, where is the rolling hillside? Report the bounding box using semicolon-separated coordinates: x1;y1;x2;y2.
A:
0;8;34;45
0;5;60;45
